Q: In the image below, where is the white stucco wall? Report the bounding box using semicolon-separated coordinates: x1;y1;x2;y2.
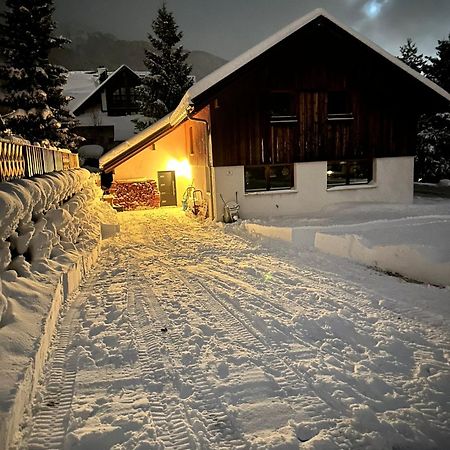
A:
76;108;141;141
213;157;414;219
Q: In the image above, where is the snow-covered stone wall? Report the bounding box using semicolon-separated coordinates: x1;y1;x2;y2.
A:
0;169;118;448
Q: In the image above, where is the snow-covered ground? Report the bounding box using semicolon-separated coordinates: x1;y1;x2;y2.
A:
0;170;118;448
243;197;450;286
15;208;450;449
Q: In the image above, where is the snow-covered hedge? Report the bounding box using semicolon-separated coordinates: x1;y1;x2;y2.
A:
0;169;113;324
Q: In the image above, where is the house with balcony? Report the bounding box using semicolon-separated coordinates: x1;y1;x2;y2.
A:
68;65;142;152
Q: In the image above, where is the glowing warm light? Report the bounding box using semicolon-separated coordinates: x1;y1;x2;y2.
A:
166;158;192;179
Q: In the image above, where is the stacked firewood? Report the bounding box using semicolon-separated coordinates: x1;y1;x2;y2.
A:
110;180;160;210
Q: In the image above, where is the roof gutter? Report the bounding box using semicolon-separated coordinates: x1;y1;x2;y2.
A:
186;105;209;133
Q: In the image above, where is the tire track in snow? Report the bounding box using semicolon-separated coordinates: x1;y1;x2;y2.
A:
192;259;450;425
129;264;250;449
127;274;197;450
159;266;337;424
24;293;84;450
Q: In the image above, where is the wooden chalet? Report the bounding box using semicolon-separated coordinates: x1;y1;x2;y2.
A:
100;9;450;219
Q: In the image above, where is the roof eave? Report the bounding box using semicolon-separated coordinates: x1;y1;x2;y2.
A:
101;121;173;173
73;64;139;115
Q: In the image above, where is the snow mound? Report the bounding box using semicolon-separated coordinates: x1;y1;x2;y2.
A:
0;169;119;447
78;144;104;160
243;200;450;286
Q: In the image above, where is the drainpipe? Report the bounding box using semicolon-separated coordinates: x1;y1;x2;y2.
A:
186;107;215;220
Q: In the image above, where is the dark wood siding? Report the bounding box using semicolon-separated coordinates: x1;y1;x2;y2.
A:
105;69;140;116
208;17;433;167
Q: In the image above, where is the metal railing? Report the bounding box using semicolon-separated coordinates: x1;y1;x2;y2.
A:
0;138;79;182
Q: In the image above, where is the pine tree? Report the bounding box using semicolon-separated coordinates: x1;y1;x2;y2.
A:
399;35;450;182
399;38;425;74
426;34;450;93
134;3;193;131
0;0;80;147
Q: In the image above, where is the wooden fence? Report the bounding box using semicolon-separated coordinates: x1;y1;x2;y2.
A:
0;139;79;182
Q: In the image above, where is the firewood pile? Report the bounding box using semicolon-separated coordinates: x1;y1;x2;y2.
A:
110;180;160;210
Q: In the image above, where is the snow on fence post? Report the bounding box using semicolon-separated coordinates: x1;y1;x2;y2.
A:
0;139;25;181
0;138;79;182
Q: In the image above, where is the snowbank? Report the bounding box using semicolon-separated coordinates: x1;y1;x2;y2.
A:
243;200;450;286
315;219;450;286
0;169;118;448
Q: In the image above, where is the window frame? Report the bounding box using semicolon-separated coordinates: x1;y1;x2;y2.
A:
268;92;298;125
108;86;138;115
327;159;373;188
327;91;353;122
245;163;294;192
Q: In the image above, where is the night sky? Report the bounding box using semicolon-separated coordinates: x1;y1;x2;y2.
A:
2;1;449;60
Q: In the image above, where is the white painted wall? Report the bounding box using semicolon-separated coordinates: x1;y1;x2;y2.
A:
213;157;414;220
76;107;141;141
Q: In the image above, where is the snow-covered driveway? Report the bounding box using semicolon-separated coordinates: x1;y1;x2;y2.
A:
19;209;450;449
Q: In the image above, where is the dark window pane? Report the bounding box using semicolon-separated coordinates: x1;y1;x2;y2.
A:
327;160;372;187
328;92;351;115
245;166;267;191
267;92;297;123
327;161;347;186
268;93;296;118
269;164;293;190
245;164;294;192
348;160;371;184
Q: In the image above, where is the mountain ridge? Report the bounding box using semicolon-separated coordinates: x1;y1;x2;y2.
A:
50;32;227;81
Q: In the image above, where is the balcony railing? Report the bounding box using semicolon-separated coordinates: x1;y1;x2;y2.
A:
0;138;79;182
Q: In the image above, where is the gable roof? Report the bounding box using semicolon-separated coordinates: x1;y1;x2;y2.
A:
73;64;141;115
100;8;450;171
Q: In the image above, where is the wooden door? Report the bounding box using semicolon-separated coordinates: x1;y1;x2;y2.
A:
157;171;177;206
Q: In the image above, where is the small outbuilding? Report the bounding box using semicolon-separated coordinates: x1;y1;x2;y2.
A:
99;9;450;219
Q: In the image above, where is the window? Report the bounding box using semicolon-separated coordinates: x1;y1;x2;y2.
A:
245;164;294;192
268;93;297;124
327;91;353;121
109;86;138;115
327;159;372;188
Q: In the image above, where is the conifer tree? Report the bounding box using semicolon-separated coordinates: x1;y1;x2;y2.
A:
419;34;450;182
0;0;79;147
399;36;450;182
399;38;425;74
426;34;450;93
134;3;193;131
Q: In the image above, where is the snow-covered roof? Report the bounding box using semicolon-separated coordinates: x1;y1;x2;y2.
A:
72;65;140;115
64;71;98;112
183;8;450;105
100;8;450;171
